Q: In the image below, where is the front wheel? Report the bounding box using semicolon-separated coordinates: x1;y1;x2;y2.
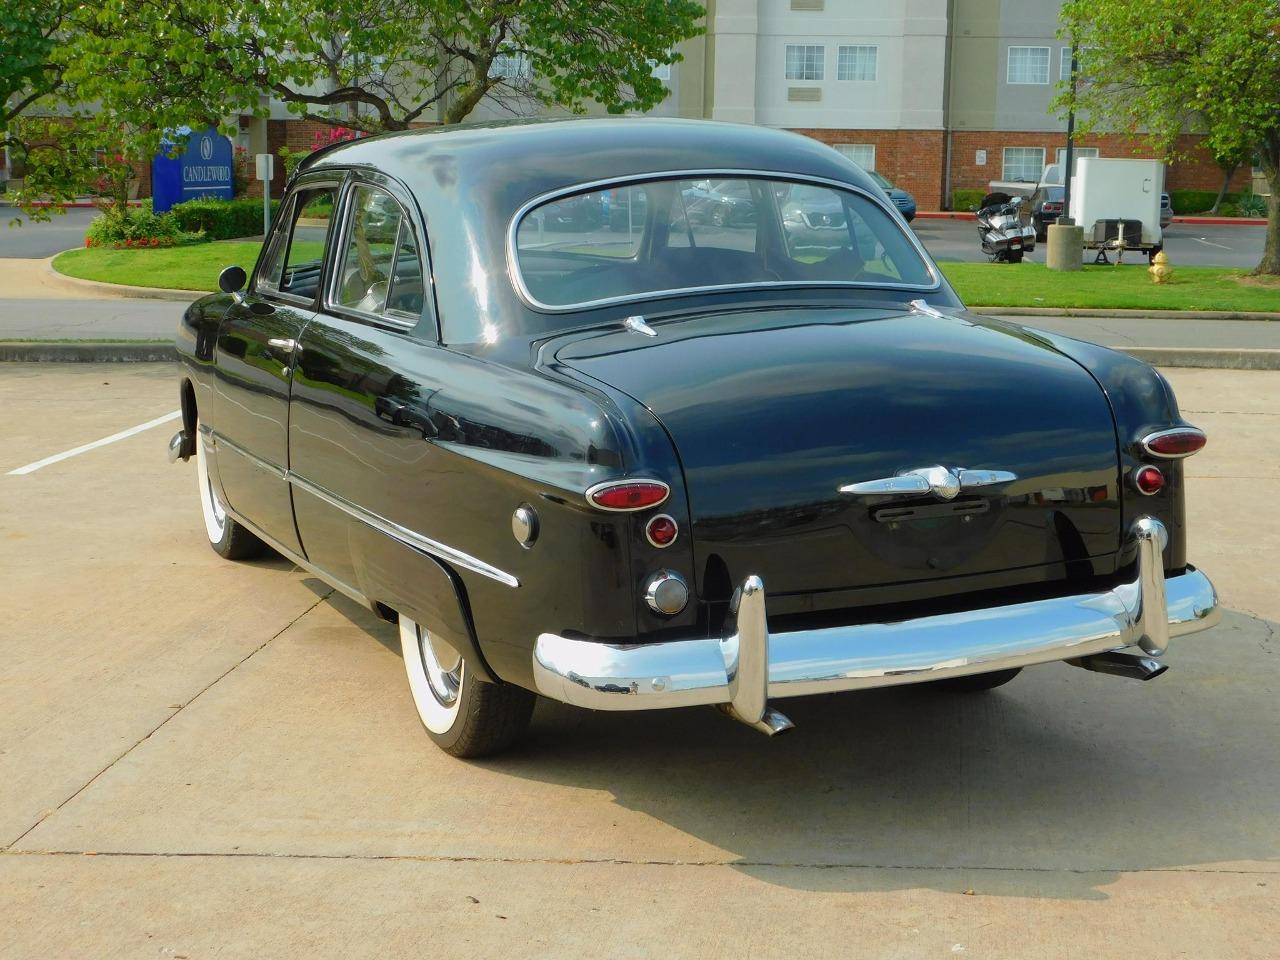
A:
930;668;1021;693
195;421;266;561
399;615;535;758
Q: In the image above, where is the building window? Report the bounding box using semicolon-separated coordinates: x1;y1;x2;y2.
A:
833;143;875;170
1060;48;1073;82
785;44;825;81
647;52;672;82
490;52;531;81
837;45;878;82
1007;46;1050;85
1002;147;1045;182
1055;146;1099;173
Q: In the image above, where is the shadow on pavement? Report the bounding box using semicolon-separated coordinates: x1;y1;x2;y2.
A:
316;586;1277;901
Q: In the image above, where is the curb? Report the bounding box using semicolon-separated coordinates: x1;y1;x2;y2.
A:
0;200;144;209
0;342;176;362
1172;216;1267;226
1;340;1275;370
974;306;1280;321
44;254;205;301
1123;347;1280;370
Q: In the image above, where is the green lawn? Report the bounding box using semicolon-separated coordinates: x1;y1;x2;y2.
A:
54;242;265;291
52;242;1280;312
942;262;1280;312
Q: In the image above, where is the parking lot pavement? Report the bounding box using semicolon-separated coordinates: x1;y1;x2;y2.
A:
912;218;1268;268
2;364;1278;958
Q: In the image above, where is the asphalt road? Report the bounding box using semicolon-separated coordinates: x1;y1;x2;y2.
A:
0;208;98;259
913;218;1268;268
1;364;1277;958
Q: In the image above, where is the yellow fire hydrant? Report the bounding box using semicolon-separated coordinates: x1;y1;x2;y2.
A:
1149;249;1172;284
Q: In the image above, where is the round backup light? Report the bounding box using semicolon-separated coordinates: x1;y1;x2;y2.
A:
1141;427;1207;459
1133;465;1165;496
645;514;679;548
586;479;670;512
644;570;689;616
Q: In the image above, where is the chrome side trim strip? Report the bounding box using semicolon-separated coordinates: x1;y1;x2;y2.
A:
210;430;286;479
219;498;372;610
532;517;1220;712
507;168;944;314
288;472;520;588
208;429;518;587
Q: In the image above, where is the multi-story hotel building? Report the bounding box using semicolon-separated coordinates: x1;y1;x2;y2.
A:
7;0;1261;206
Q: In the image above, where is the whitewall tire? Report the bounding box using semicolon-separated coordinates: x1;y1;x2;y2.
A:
399;614;535;758
195;421;266;561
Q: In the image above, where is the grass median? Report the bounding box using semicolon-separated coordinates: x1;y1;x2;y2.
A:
53;242;1280;312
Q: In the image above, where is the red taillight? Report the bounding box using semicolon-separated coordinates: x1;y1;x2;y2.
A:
586;479;670;512
645;514;679;547
1133;465;1165;496
1043;202;1063;213
1141;427;1207;459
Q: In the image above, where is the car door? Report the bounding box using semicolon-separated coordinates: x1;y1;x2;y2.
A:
210;176;341;553
287;174;448;593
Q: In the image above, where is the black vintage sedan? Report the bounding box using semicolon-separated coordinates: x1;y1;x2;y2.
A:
171;118;1220;757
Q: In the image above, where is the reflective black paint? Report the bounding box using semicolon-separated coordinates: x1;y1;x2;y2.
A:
175;118;1190;694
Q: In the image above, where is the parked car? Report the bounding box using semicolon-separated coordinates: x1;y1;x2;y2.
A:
867;170;917;221
1161;192;1173;229
683;178;757;226
172;119;1220;758
1024;184;1065;240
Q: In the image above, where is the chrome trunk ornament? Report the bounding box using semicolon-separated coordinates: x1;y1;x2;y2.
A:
839;466;1017;500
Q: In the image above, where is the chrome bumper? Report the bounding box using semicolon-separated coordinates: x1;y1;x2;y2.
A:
532;517;1219;728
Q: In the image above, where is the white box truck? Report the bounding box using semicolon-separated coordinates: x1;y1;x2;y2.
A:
1071;157;1164;262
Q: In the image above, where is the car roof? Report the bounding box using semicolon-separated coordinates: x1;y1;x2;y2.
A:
295;118;936;345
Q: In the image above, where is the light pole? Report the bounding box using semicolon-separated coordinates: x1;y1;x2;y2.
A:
1061;43;1079;225
1046;42;1084;271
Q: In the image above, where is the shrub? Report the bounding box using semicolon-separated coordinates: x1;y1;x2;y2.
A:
1236;193;1267;217
84;207;194;248
1169;190;1222;215
170;196;283;240
950;188;985;212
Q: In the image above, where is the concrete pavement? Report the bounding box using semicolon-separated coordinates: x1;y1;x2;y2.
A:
0;364;1277;958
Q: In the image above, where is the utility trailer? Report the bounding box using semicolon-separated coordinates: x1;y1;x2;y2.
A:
1072;157;1165;263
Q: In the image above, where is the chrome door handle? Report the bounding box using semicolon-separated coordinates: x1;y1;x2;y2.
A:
267;337;297;351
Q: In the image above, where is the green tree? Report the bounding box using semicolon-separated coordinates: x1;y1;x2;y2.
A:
0;0;71;136
61;0;704;139
1056;0;1280;274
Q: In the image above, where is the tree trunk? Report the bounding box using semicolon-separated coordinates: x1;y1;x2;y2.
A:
1210;164;1237;215
1254;178;1280;276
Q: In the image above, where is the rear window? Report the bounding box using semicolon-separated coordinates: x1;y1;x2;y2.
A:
512;176;935;310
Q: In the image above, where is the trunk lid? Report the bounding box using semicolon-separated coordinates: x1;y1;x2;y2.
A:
555;307;1121;598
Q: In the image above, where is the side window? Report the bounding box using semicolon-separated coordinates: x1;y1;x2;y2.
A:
332;184;423;321
257;186;338;299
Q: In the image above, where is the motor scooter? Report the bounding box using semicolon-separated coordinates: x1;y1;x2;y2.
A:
976;192;1037;263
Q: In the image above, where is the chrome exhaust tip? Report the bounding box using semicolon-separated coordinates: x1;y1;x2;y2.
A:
717;703;796;736
1069;651;1168;682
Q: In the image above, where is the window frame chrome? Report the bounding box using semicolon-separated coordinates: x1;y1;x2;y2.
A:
252;175;344;309
506;168;944;314
323;176;427;332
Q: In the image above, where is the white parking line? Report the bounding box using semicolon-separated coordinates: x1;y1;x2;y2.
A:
7;410;181;476
1194;237;1232;250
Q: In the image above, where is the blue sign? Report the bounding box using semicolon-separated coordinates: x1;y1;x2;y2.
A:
151;126;234;212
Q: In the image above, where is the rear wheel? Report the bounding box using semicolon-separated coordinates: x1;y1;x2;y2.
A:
195;421;266;561
1007;250;1024;264
399;614;535;758
931;668;1021;693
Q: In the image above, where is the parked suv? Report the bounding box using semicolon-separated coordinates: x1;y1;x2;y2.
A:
867;171;917;222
